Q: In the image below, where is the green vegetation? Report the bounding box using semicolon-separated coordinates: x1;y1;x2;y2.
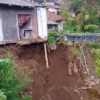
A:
0;90;7;100
47;30;67;46
90;46;100;77
88;42;100;48
47;32;56;45
61;0;100;33
95;67;100;77
21;94;32;100
0;59;20;100
47;0;100;45
0;57;32;100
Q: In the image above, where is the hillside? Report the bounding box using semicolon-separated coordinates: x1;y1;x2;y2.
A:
0;43;100;100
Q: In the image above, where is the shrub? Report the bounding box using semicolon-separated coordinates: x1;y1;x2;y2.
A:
91;48;100;77
96;67;100;77
88;42;100;48
21;94;32;100
0;59;32;100
47;32;56;45
0;59;21;100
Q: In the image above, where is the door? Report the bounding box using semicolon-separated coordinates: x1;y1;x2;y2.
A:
0;18;3;41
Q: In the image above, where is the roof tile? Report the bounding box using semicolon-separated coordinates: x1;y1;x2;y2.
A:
47;11;63;21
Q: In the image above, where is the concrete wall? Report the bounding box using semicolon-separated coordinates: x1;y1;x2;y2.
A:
32;8;38;38
48;24;58;32
0;9;3;41
58;21;63;31
0;5;36;41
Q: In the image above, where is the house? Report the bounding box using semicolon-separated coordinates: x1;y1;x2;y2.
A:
47;4;60;15
46;0;61;15
0;0;48;44
43;0;63;32
34;0;61;14
47;11;64;32
33;0;63;32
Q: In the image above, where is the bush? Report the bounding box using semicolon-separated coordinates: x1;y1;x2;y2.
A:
88;42;100;48
0;59;32;100
47;32;56;45
21;94;32;100
96;67;100;77
0;59;21;100
91;48;100;77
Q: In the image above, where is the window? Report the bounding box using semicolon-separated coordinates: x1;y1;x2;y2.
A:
18;14;33;40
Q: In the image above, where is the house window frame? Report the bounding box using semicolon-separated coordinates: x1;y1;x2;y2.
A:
16;13;32;40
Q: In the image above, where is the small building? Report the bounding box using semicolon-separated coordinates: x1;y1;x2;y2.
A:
0;0;48;45
47;5;60;15
46;0;61;15
34;0;61;14
47;11;63;32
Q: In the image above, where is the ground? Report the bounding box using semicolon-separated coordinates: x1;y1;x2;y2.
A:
0;43;100;100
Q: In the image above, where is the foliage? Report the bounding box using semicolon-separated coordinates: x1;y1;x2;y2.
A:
21;94;32;100
47;32;56;45
61;0;100;33
82;10;100;32
91;48;100;77
95;67;100;77
0;57;32;100
88;42;100;48
70;0;86;12
47;29;70;44
61;12;78;33
0;59;20;100
0;90;7;100
72;46;80;54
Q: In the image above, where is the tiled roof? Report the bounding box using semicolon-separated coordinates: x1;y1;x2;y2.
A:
47;11;63;21
0;0;34;7
32;11;63;26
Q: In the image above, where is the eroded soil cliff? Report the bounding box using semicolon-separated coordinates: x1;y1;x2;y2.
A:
0;43;100;100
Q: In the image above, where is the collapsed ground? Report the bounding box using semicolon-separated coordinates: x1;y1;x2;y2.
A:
0;43;100;100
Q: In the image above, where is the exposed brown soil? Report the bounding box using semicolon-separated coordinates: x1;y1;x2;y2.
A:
0;43;100;100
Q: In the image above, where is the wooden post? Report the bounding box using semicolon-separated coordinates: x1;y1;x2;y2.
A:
44;42;49;69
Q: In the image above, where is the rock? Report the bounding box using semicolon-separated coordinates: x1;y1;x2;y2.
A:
67;41;73;46
68;62;73;75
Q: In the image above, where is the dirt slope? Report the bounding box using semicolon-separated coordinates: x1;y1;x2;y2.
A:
32;45;88;100
0;43;100;100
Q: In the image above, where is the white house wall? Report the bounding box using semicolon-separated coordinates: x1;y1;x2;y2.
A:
0;18;3;41
37;7;48;39
58;21;63;31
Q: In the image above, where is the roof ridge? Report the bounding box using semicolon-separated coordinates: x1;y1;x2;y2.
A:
0;0;34;7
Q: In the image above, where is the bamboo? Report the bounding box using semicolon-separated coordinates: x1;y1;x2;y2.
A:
44;42;49;69
77;42;89;75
